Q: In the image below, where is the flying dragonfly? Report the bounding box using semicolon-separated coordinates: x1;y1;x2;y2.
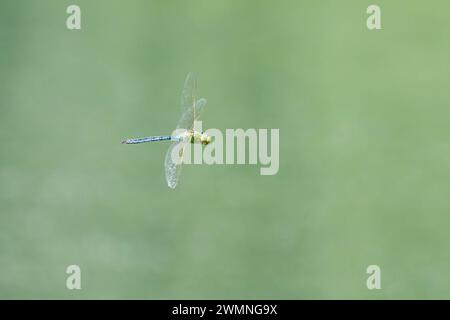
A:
122;73;211;189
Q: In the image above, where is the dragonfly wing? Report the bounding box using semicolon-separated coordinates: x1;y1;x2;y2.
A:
176;98;207;130
177;72;207;130
181;72;197;113
193;98;207;120
164;142;185;189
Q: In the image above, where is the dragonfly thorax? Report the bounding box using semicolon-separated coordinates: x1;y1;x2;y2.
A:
185;130;211;145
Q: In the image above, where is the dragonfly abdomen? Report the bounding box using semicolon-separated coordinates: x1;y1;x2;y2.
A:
122;136;173;144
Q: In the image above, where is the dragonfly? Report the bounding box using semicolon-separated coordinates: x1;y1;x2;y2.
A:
122;73;211;189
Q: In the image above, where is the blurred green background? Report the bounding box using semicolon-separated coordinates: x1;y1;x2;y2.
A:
1;0;450;299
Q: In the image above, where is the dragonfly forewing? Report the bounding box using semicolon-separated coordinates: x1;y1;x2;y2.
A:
176;98;207;130
181;72;197;113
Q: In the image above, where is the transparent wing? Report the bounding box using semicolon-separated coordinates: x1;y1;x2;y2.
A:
164;142;185;189
176;98;207;130
181;72;197;113
177;72;207;130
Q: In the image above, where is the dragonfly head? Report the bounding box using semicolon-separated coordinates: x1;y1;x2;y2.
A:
200;133;212;145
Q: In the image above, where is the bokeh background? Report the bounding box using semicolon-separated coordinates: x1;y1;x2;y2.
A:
1;0;450;299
